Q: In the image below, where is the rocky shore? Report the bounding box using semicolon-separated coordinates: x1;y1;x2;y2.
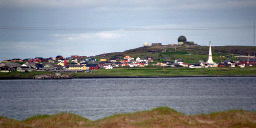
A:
33;73;72;79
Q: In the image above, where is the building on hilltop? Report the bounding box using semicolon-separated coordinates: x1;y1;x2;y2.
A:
152;43;162;46
178;35;195;45
143;42;149;47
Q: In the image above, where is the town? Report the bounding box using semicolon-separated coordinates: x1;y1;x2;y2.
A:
1;36;256;74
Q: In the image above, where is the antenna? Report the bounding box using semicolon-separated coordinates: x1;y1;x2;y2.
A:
254;22;255;46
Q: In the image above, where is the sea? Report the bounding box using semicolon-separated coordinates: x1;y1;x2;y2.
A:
0;77;256;120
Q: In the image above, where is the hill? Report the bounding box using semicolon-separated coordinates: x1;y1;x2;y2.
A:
94;45;256;63
1;107;256;128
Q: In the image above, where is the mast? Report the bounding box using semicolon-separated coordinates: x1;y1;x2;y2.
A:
254;22;255;46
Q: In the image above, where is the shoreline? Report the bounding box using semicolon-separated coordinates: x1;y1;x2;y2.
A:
1;67;256;80
0;75;256;80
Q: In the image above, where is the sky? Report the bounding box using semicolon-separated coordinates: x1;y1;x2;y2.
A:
0;0;256;60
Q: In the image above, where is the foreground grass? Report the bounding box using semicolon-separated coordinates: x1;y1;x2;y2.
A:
0;71;53;79
74;67;256;78
0;67;256;79
1;107;256;128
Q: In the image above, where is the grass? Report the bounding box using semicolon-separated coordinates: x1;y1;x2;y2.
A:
0;71;53;79
0;67;256;79
160;51;230;63
1;107;256;128
73;67;256;78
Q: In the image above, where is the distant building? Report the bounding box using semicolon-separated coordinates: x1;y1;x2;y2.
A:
144;42;149;47
11;58;23;63
178;35;187;45
152;43;162;46
100;59;107;62
56;55;64;60
71;55;87;59
68;65;87;71
178;35;195;45
235;56;256;65
86;64;99;70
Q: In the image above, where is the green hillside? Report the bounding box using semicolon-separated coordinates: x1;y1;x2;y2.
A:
94;45;256;63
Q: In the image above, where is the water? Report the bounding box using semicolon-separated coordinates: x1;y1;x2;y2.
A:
0;77;256;120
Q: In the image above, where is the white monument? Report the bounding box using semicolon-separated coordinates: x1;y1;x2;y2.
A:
206;42;217;67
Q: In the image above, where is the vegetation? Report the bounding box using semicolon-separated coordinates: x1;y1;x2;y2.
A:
1;107;255;128
73;67;256;78
95;45;256;63
0;71;54;79
1;67;256;79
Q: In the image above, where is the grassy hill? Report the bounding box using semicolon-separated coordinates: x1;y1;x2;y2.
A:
1;107;256;128
94;45;256;63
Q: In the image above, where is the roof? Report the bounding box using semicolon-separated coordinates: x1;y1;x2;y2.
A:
87;64;98;67
69;65;85;67
0;62;21;67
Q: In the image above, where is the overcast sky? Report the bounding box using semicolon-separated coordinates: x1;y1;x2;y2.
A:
0;0;256;60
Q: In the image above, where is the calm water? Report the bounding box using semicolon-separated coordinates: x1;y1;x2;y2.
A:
0;77;256;120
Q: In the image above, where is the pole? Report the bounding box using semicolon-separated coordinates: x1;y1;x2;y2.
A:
254;22;255;46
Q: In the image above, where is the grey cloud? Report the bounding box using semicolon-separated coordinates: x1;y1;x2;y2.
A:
1;0;255;11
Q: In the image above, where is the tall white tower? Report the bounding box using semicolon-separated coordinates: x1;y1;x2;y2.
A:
207;42;214;64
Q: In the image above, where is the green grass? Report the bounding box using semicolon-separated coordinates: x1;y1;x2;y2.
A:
160;51;230;63
1;107;256;128
1;67;256;79
22;114;51;122
0;71;53;79
73;67;256;78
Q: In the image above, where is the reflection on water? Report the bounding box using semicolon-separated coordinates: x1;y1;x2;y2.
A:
0;77;256;120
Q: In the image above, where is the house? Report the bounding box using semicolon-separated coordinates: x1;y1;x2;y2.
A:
55;65;64;70
174;59;188;67
56;55;64;60
189;64;202;68
71;55;87;60
86;64;99;70
86;58;96;62
151;43;162;46
41;58;50;63
238;64;245;68
0;66;10;72
113;62;121;67
0;62;21;72
40;63;56;71
17;64;34;72
103;65;113;69
11;58;23;63
98;61;108;68
35;64;44;70
224;59;236;67
100;58;107;62
237;56;256;65
124;56;134;62
33;57;42;63
48;58;55;63
68;65;87;71
0;63;11;72
147;57;154;62
109;56;121;62
57;60;67;67
218;63;225;67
